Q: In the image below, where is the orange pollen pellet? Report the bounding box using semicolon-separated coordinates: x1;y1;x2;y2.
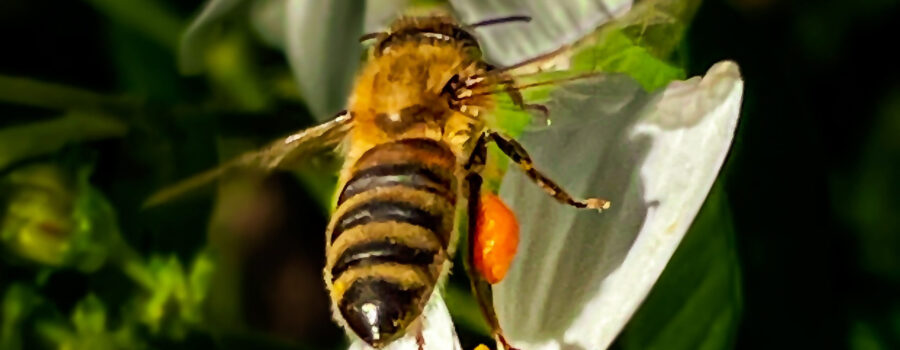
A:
473;193;519;284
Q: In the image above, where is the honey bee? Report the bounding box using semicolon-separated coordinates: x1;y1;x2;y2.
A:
147;14;610;350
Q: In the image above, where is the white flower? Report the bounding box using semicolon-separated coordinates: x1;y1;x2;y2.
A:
180;0;743;349
347;60;743;350
493;60;743;350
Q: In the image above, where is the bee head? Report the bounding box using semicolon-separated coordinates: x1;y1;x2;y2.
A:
371;16;481;57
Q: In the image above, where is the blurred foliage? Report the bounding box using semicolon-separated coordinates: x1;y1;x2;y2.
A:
684;0;900;349
1;162;120;272
0;0;898;349
0;113;127;170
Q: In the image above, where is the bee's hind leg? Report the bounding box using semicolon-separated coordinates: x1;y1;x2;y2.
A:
487;131;610;212
463;135;520;350
415;325;425;350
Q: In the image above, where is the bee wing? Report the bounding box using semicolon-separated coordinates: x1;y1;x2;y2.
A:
144;111;352;207
481;0;689;132
485;67;617;137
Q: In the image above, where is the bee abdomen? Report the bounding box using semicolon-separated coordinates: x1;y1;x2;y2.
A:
330;138;458;248
338;277;425;347
331;238;436;278
327;138;458;347
331;200;444;246
337;138;457;205
337;163;455;205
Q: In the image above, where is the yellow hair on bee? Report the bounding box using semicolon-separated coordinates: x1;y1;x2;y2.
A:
324;15;499;348
343;37;493;171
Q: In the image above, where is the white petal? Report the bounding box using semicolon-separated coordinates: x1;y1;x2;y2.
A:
285;0;365;120
493;61;743;350
450;0;632;66
250;0;288;49
348;291;462;350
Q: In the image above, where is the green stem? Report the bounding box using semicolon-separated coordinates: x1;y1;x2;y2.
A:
109;237;155;290
0;75;140;114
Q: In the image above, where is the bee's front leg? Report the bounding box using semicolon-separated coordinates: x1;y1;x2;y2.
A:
503;84;549;118
487;131;610;212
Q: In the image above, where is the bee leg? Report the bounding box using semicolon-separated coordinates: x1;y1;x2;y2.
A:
504;84;549;120
487;131;611;211
415;326;425;350
463;135;519;350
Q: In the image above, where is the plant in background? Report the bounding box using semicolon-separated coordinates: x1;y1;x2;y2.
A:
1;163;114;271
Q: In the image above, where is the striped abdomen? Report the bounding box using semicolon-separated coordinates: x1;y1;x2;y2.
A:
326;138;458;347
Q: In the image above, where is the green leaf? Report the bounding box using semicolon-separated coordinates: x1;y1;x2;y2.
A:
477;0;699;141
613;0;702;59
849;320;892;350
484;27;685;139
125;252;212;339
837;89;900;283
83;0;184;51
69;168;122;272
35;293;149;350
179;0;245;74
178;1;282;110
1;164;77;267
203;31;272;111
1;163;121;271
188;251;216;308
140;255;188;332
570;29;685;91
0;113;127;171
0;75;138;112
71;294;106;334
613;183;743;350
107;21;185;103
481;25;687;190
1;284;41;350
443;283;491;337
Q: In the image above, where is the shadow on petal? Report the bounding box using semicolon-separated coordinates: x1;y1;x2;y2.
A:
494;73;655;347
495;61;743;350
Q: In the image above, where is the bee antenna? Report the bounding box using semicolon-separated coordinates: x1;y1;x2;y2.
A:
359;32;383;42
468;15;531;28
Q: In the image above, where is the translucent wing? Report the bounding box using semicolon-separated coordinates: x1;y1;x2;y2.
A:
144;112;352;207
479;0;689;136
487;70;615;135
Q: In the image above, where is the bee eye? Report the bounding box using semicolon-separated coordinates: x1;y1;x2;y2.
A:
442;74;460;96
